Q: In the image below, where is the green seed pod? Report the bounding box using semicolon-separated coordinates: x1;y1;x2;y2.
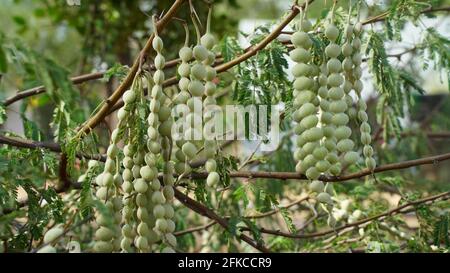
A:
363;146;374;157
320;99;330;111
205;66;217;81
152;191;165;205
321;111;332;124
331;113;349;126
140;166;156;181
182;142;197;159
300;115;319;129
325;25;339;41
153;204;165;219
303;142;319;154
136;236;149;250
148;141;161;154
335;126;352;140
325;44;341;58
156;218;168;233
154;54;165;70
337;139;354;152
313;147;328;160
290;48;311;63
205;159;217;172
178;63;191;78
134;179;148;194
309;180;325;193
207;171;220;187
303;127;322;142
366;157;376;170
179;46;193;62
352;53;362;65
316;160;331;172
352;38;361;49
201;33;216;50
327;73;344;87
153;70;165;84
297;103;316;120
329;163;341;176
294;76;313;90
205;82;216;96
299;19;312;32
291;31;312;49
43;226;64;244
153;37;163;52
328;87;344;100
306;167;320;180
96;227;114;241
361;132;372;145
325;152;339;163
342;58;353;71
188;81;204;97
323;126;334;138
136;194;147;207
123;90;136;104
360;122;371;133
193;45;208;61
191;63;206;80
353;67;363;79
327;58;342;73
164;205;175;219
95;187;108;200
317;192;333;205
344;151;360;164
342;43;352;56
37;245;57;253
102;172;114;187
93;241;113;253
292;63;311;77
330;100;348;113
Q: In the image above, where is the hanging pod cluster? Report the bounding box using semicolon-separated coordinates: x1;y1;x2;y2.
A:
90;18;176;253
290;6;376;221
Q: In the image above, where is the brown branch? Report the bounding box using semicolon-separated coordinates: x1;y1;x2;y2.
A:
173;188;270;253
185;151;450;182
74;0;188;139
3;134;450;183
3;72;105;107
247;191;450;239
174;195;310;237
362;5;450;25
57;153;71;192
0;135;105;162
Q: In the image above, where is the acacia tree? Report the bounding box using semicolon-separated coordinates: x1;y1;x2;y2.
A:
0;0;449;253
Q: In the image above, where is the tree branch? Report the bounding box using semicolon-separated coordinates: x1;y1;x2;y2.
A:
3;72;105;107
3;134;450;183
362;5;450;24
245;191;450;239
173;188;271;253
0;134;105;162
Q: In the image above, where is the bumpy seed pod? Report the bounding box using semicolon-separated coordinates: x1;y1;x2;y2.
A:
93;88;140;253
351;21;376;171
174;23;193;179
324;17;350;177
291;12;321;181
182;11;205;163
201;6;219;188
337;18;358;167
